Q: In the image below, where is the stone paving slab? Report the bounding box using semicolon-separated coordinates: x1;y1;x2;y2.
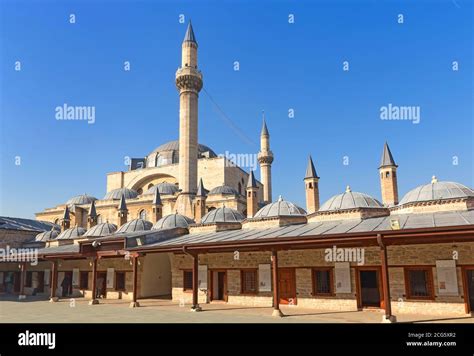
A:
0;296;472;323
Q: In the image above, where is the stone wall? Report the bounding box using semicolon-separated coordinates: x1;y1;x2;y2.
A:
170;242;474;316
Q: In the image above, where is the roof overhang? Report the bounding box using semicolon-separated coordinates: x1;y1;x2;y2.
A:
125;224;474;254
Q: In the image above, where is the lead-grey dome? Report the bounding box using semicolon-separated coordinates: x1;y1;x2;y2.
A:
57;226;87;240
103;188;138;200
254;196;306;218
83;223;118;237
147;140;217;167
35;230;59;242
66;194;97;206
152;213;195;230
320;187;383;211
116;219;152;233
208;185;239;196
144;182;179;196
201;207;244;224
399;178;474;205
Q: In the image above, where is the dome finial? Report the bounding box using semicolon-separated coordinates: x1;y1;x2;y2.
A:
278;195;283;201
346;185;351;193
431;175;438;184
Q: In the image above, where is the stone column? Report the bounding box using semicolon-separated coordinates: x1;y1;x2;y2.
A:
49;260;59;302
89;257;99;305
130;256;140;308
271;250;283;317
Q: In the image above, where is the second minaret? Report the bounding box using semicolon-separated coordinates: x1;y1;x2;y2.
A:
175;22;203;217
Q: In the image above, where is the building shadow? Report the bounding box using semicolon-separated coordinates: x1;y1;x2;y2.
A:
200;306;271;312
401;316;473;323
281;310;362;318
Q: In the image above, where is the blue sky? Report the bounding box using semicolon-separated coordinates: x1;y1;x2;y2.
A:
0;0;472;218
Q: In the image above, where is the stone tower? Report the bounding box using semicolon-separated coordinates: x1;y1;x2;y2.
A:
117;193;128;227
194;178;207;223
258;113;273;204
61;205;71;232
246;170;259;218
175;21;203;218
379;142;399;206
87;200;98;229
151;188;163;224
304;155;320;214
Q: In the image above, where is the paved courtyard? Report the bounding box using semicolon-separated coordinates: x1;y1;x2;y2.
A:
0;296;472;323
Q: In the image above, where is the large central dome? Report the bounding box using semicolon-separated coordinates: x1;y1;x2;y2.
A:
146;140;217;167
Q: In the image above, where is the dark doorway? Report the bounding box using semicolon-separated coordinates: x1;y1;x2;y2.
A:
37;271;45;293
61;271;73;297
359;270;381;308
279;268;297;305
96;272;107;298
211;271;227;301
359;270;380;308
13;272;21;293
467;270;474;313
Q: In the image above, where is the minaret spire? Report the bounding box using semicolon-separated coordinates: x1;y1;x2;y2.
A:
379;142;399;206
304;155;320;213
183;21;197;44
246;170;259;218
258;111;274;204
87;200;98;229
175;22;203;218
61;205;71;231
117;193;128;226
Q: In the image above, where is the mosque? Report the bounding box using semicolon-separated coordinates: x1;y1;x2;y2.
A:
1;23;473;322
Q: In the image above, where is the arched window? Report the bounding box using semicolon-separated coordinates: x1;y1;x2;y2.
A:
238;182;242;195
97;215;103;224
139;210;147;220
385;172;390;178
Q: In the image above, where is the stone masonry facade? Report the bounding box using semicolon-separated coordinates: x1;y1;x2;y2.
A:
170;242;474;316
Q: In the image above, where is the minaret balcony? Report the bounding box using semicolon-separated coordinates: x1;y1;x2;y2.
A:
175;67;203;92
176;66;202;79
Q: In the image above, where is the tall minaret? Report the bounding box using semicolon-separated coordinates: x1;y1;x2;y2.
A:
379;142;399;206
258;112;273;204
175;22;203;217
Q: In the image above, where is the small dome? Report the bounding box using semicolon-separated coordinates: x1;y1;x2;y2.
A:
83;223;118;237
208;185;239;196
35;230;59;242
57;226;87;240
254;196;306;218
116;219;152;233
201;207;244;224
399;179;474;205
320;187;383;211
66;194;97;206
144;182;179;196
103;188;138;200
152;213;195;230
147;140;217;167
